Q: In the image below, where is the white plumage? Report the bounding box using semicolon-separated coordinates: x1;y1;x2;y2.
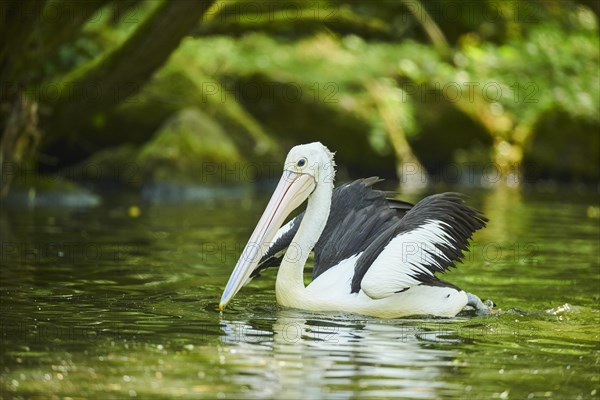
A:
220;142;491;318
362;220;455;299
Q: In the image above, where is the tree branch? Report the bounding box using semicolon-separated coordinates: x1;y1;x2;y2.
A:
0;0;47;82
43;0;215;140
34;0;111;62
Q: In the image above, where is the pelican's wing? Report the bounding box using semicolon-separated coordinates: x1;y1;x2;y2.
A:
312;177;412;280
356;193;488;299
251;178;412;279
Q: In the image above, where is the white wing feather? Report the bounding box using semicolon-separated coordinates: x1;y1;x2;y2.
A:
361;220;455;299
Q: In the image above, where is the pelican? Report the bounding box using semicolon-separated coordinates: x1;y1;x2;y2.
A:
219;142;492;318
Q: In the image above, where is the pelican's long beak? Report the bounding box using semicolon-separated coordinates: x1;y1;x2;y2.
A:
219;170;316;311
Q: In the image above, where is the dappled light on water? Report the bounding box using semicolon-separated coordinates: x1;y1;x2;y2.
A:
0;185;598;398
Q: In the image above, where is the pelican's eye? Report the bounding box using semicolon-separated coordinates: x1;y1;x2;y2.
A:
297;158;307;168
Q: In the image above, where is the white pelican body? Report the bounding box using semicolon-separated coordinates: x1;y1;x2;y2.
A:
220;142;490;318
279;261;468;318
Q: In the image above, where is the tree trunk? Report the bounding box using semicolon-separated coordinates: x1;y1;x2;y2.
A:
0;0;47;83
0;94;40;197
367;80;428;189
35;0;111;63
42;0;215;142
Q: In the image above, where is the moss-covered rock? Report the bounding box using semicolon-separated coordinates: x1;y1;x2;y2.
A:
3;175;101;207
91;67;279;162
61;144;141;187
136;108;242;184
61;108;249;189
231;73;398;179
410;101;493;171
524;110;600;182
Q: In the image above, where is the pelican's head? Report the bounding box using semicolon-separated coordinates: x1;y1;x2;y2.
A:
219;142;335;311
282;142;336;185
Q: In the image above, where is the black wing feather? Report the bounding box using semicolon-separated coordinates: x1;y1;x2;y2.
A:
312;178;410;279
252;178;413;279
350;193;488;293
250;214;303;278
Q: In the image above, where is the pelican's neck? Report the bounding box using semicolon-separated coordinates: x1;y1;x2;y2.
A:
275;178;333;306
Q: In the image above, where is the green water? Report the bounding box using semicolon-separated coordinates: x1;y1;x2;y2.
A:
1;185;599;399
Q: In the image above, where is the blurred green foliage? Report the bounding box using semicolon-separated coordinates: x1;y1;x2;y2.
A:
1;0;599;191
